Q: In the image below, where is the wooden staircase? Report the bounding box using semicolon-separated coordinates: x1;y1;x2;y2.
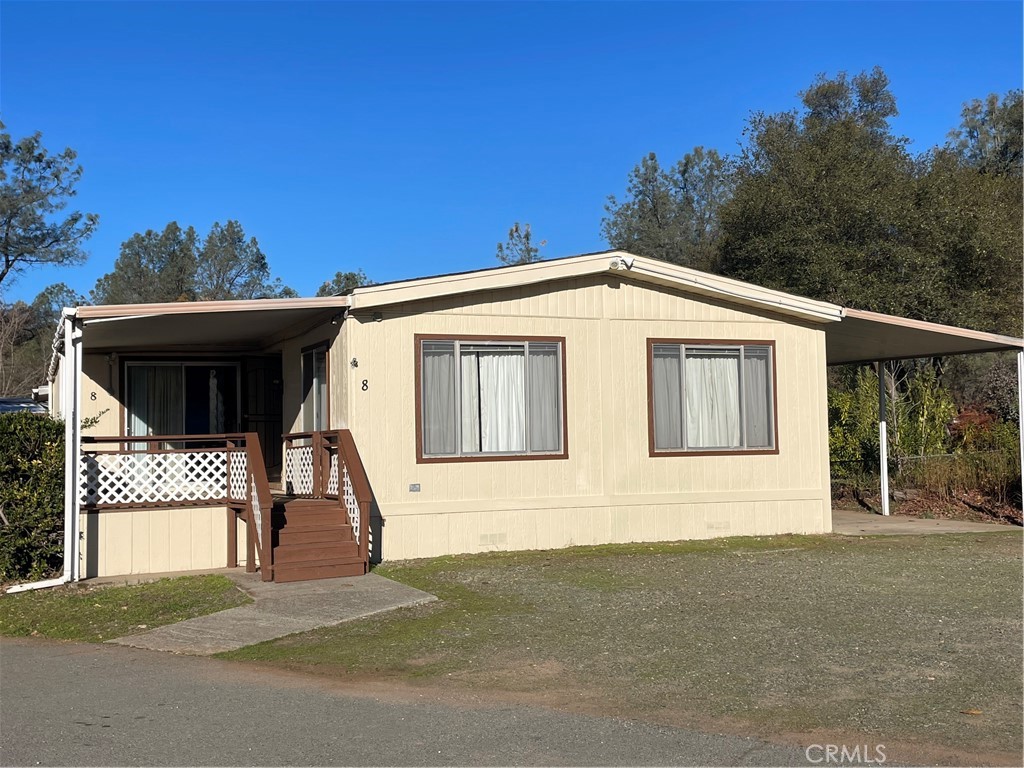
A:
271;497;367;582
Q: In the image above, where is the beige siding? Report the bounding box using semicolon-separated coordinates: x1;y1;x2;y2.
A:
79;506;237;578
81;354;121;435
344;274;833;560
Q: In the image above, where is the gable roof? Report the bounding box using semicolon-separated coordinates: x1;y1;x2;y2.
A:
348;250;846;324
50;250;1021;372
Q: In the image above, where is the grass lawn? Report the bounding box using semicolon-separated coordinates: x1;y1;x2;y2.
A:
221;533;1023;765
0;575;251;642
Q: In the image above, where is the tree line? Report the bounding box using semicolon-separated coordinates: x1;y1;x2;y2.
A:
2;68;1021;409
505;68;1021;500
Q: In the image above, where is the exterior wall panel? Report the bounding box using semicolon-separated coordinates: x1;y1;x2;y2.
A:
345;274;833;560
79;506;230;578
81;354;120;435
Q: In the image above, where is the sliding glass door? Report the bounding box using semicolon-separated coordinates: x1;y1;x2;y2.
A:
125;362;240;438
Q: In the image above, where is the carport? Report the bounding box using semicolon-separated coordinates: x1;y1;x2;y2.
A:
823;307;1024;515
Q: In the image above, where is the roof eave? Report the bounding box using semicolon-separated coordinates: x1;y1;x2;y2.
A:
349;251;845;324
75;295;350;321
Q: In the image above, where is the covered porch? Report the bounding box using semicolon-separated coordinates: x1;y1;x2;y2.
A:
50;296;374;584
78;429;372;582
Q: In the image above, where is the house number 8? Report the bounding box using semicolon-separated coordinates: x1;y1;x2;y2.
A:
361;380;368;391
90;392;97;401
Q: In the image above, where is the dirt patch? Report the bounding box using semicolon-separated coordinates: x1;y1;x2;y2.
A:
837;486;1023;526
894;490;1023;526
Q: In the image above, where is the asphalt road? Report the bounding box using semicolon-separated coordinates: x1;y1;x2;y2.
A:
0;639;810;767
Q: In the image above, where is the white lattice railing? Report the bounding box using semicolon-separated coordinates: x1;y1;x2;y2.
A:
228;450;248;501
327;452;339;496
250;476;264;549
79;436;250;508
81;450;224;507
284;442;315;495
342;463;360;544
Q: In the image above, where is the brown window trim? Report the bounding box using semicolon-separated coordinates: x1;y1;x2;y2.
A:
646;338;780;458
414;333;569;464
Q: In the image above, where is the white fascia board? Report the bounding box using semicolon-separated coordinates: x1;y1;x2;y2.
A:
349;250;845;324
348;254;613;310
74;295;349;321
626;259;844;323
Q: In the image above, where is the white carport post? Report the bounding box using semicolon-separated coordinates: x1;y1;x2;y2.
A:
7;312;82;594
63;312;84;582
878;360;891;516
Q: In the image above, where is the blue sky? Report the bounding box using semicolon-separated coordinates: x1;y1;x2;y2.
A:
2;1;1021;303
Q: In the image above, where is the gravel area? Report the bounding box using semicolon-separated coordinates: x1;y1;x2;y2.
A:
225;533;1023;765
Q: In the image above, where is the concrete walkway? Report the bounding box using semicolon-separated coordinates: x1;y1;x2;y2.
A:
832;506;1021;536
108;571;436;655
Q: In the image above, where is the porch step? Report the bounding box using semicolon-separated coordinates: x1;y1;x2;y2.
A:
274;540;359;563
274;499;344;525
266;494;366;583
276;523;354;546
273;555;367;583
278;511;348;528
276;498;338;511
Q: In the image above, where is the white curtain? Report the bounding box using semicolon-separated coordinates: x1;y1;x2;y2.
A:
422;343;456;455
477;350;525;452
685;349;741;449
128;366;182;438
528;345;560;452
743;347;771;448
652;346;683;450
460;353;480;452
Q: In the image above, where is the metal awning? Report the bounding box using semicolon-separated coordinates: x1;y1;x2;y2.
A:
74;298;349;352
824;307;1023;519
826;308;1022;365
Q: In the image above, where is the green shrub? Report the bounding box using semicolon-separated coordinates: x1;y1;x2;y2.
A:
0;412;65;582
828;368;880;479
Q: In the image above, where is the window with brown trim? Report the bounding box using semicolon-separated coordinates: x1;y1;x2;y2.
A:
416;336;567;461
648;339;777;455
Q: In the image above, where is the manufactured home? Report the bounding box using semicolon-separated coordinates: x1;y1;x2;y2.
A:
44;251;1024;584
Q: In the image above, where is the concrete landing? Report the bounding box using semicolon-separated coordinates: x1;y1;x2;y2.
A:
108;571;436;655
832;506;1021;536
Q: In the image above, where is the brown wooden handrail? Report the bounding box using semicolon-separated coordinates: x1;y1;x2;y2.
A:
242;432;274;582
83;433;249;444
282;430;317;441
282;429;373;571
337;429;372;567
